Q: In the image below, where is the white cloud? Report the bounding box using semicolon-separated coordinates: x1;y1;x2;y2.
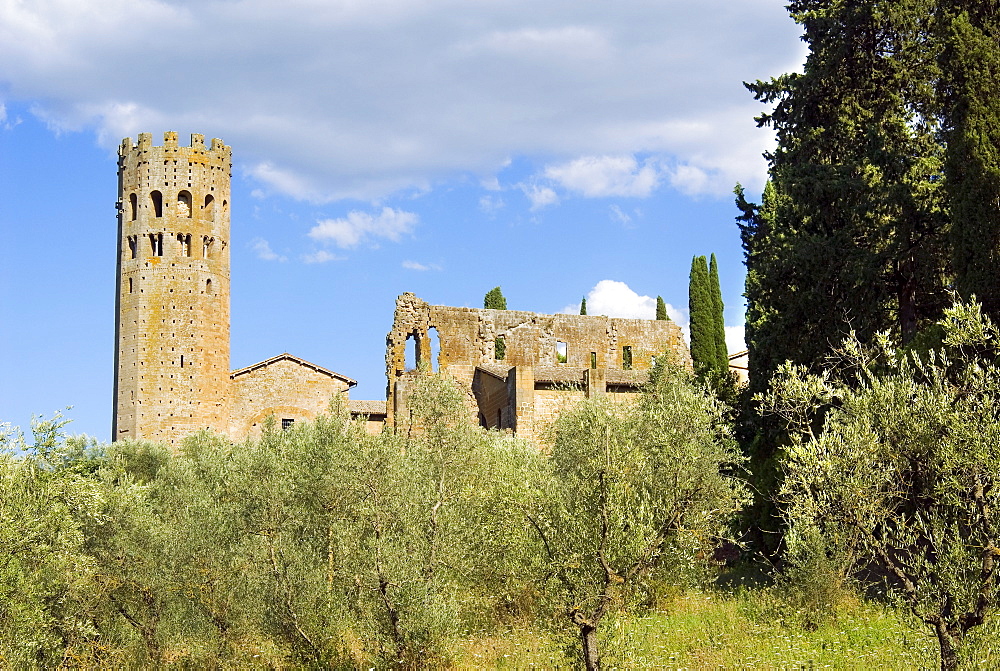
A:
563;280;654;319
402;260;441;271
521;184;559;211
308;207;418;248
725;324;746;355
302;250;341;264
609;204;631;226
0;0;804;201
250;237;286;262
479;194;504;214
544;155;660;198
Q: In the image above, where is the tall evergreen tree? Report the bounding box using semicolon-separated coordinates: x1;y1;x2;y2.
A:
484;287;507;310
580;297;587;315
940;2;1000;321
741;0;950;398
688;256;716;376
655;296;667;321
709;254;728;364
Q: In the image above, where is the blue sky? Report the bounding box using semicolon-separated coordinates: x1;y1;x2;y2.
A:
0;0;805;442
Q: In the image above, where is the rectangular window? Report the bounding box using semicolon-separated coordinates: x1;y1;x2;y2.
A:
622;345;633;370
591;352;597;369
281;418;294;431
556;341;567;364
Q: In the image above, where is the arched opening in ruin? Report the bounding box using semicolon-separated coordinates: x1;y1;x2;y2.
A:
206;278;213;295
129;193;137;220
405;332;418;371
427;327;440;372
177;233;191;257
149;232;163;257
204;194;215;219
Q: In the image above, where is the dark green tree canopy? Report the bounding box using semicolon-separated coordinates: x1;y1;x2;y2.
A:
484;286;507;310
580;296;587;315
656;295;667;321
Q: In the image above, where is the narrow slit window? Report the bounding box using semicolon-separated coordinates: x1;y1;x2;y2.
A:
129;193;138;221
180;355;184;367
590;352;597;369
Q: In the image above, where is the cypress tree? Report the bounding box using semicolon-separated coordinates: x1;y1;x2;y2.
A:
580;297;587;315
688;256;715;375
941;3;1000;321
709;254;728;367
484;287;507;310
655;295;667;321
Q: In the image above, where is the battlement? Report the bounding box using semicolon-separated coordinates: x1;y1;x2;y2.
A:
119;132;230;160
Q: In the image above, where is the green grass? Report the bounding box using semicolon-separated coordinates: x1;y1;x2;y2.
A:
448;589;942;669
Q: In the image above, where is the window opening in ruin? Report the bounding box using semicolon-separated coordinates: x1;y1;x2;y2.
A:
177;233;191;257
497;409;502;428
128;236;137;259
150;190;163;217
282;418;294;430
479;413;487;428
405;333;418;371
428;327;440;372
203;236;213;258
149;233;163;256
204;194;214;218
556;341;567;364
129;193;137;220
206;278;213;295
495;335;506;361
177;191;192;218
622;345;633;370
591;352;597;369
180;355;184;367
128;277;133;294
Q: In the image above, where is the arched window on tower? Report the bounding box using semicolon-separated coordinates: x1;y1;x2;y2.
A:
177;233;191;257
204;195;215;220
177;191;192;218
129;193;137;221
150;191;163;218
127;236;137;259
206;278;213;295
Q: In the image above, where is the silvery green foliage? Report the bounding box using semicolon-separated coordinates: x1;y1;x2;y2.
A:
771;301;1000;670
536;360;749;669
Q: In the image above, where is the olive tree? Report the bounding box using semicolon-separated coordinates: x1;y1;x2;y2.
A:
534;361;748;670
767;302;1000;670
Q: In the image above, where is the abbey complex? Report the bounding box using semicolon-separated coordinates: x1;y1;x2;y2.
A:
114;133;690;447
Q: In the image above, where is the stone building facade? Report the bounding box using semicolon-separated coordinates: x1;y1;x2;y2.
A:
113;132;381;447
386;292;690;441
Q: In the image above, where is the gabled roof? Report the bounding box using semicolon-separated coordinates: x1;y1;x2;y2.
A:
349;399;388;415
230;352;357;386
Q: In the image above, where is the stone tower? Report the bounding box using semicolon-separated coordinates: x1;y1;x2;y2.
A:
113;132;232;445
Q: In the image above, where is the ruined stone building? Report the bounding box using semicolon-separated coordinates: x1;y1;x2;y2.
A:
114;133;689;447
386;293;690;441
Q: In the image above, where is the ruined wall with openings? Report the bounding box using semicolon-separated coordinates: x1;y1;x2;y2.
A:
114;132;232;446
386;292;690;435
